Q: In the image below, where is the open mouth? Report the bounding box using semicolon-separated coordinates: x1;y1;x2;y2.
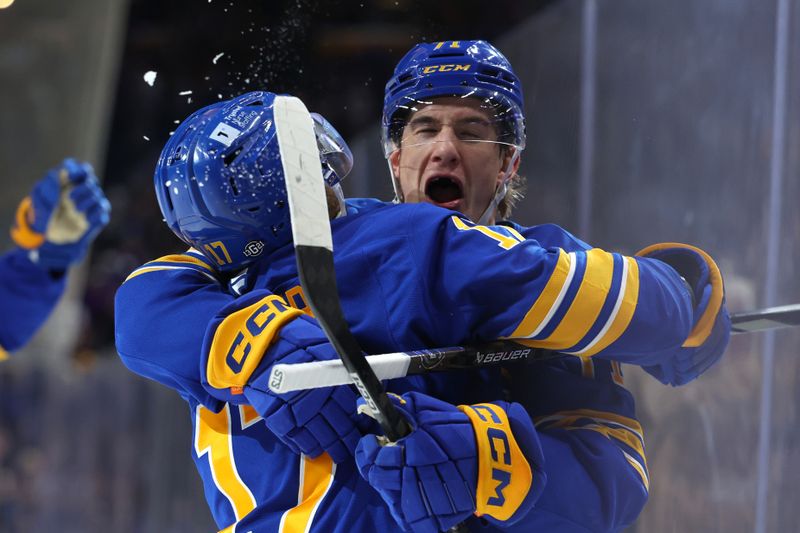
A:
425;176;463;207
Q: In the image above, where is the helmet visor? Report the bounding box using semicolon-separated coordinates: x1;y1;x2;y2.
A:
311;112;353;186
382;92;525;157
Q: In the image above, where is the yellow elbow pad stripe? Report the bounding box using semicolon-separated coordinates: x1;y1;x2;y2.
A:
458;403;532;522
206;294;303;390
10;197;45;249
636;242;724;348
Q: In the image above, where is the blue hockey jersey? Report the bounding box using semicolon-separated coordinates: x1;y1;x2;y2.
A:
0;248;66;357
115;199;682;532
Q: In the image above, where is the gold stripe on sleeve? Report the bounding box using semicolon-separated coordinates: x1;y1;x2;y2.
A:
575;256;640;356
535;408;649;489
623;451;650;491
124;253;217;282
531;249;614;350
508;249;572;338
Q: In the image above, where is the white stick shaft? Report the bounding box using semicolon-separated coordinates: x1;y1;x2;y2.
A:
269;353;411;393
274;95;333;251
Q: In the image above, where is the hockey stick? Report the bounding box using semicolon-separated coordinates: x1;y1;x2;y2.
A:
268;303;800;394
729;302;800;333
273;95;410;441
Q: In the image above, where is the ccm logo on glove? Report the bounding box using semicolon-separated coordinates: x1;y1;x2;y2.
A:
207;294;302;389
458;403;532;521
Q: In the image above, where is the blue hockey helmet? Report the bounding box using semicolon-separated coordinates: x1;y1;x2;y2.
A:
154;91;352;272
381;40;526;157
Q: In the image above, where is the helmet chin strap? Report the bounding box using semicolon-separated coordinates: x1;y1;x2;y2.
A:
331;183;347;218
476;148;520;225
387;159;404;204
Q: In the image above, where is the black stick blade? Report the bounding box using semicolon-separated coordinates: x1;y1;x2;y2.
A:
731;303;800;333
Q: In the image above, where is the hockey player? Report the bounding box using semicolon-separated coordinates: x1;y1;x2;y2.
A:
1;159;110;358
116;81;727;532
351;39;731;530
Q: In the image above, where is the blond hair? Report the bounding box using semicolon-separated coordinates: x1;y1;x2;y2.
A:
498;172;526;221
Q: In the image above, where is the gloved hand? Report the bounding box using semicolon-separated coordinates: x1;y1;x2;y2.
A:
638;243;731;386
355;391;546;533
11;158;111;271
202;290;369;463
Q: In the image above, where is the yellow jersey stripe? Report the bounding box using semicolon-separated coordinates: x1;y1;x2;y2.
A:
124;252;218;282
508;250;574;339
161;248;214;272
546;419;645;459
537;249;614;350
536;409;644;442
125;264;219;283
504;225;526;242
280;454;336;533
239;405;262;429
622;450;650;491
451;216;523;250
0;345;8;361
568;256;635;356
195;405;257;522
536;411;648;486
567;257;629;355
576;257;639;356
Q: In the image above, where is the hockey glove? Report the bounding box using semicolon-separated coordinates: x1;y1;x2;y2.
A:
638;243;731;386
355;391;546;533
11;158;111;271
202;290;369;463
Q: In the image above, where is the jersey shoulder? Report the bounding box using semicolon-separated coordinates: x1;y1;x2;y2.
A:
502;220;591;252
121;249;220;285
114;249;230;409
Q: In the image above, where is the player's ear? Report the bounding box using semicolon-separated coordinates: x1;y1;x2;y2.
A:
389;149;402;179
497;147;520;185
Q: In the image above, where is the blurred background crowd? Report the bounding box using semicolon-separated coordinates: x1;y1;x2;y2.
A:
0;0;799;531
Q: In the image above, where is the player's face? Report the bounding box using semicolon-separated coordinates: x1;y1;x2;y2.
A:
389;97;518;224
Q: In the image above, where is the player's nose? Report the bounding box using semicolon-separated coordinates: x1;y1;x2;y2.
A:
429;132;460;165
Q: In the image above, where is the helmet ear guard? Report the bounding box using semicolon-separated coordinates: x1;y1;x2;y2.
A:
154;92;353;272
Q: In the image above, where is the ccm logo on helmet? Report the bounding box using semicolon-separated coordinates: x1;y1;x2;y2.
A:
421;64;471;74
